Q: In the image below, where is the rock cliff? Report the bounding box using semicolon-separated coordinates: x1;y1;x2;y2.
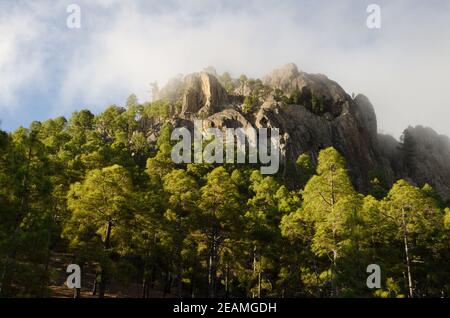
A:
148;64;450;200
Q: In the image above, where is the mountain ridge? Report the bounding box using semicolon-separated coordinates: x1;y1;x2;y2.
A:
147;63;450;201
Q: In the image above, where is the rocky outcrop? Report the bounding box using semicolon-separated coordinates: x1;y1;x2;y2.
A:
252;64;388;190
354;94;377;137
377;127;450;201
205;109;253;130
263;63;349;117
151;63;450;199
181;72;229;118
403;126;450;200
252;95;388;190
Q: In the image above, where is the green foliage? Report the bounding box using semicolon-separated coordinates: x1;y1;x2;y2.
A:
126;94;139;109
445;208;450;230
374;278;405;298
146;123;174;181
241;80;272;114
198;167;241;297
0;127;54;296
289;88;301;104
400;128;417;174
296;153;315;188
144;100;172;119
367;170;390;199
242;96;254;114
380;179;444;297
1;102;449;299
274;88;289;103
64;164;133;297
218;72;234;93
301;147;362;296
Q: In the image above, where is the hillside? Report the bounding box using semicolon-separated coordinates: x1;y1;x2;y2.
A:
0;64;449;298
149;63;450;200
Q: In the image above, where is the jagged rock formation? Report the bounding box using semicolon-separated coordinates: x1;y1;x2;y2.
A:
262;63;348;117
148;64;450;200
181;73;229;118
378;126;450;200
252;95;390;191
254;64;390;190
405;126;450;199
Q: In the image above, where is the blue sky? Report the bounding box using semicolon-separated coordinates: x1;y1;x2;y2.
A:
1;0;450;138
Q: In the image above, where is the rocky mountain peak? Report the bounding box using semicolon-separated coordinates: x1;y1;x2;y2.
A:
262;63;351;118
151;65;450;200
262;63;300;90
181;72;229;118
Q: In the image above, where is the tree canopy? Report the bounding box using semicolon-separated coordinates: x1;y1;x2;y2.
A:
0;100;448;298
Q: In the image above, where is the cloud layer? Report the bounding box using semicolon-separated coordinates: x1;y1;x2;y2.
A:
1;0;449;138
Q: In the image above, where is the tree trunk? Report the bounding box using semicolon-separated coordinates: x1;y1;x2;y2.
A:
258;268;262;298
252;245;257;298
141;277;147;298
329;173;338;298
163;271;172;297
258;251;262;298
98;221;112;298
98;267;107;298
98;282;106;298
104;221;112;250
331;249;338;297
208;235;218;298
142;254;150;298
92;272;98;296
402;209;414;298
190;275;195;298
177;252;183;298
225;262;229;298
312;256;321;297
0;256;9;296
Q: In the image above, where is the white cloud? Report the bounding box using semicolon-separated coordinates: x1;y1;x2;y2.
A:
1;0;450;138
0;7;44;110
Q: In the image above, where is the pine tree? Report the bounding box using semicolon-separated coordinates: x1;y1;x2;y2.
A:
400;128;417;174
302;147;361;296
162;169;199;296
198;167;241;297
146;123;175;182
244;171;282;297
0;126;54;296
64;165;133;298
381;180;441;298
296;153;315;188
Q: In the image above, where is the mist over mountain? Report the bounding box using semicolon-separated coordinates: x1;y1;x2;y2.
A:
2;0;450;301
2;62;450;299
143;63;450;201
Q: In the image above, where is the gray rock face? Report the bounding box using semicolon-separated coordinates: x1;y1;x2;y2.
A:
152;63;450;199
255;64;389;189
206;109;253;130
181;72;229;118
263;63;350;117
377;127;450;201
354;94;377;137
252;96;387;190
262;63;300;92
403;126;450;200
